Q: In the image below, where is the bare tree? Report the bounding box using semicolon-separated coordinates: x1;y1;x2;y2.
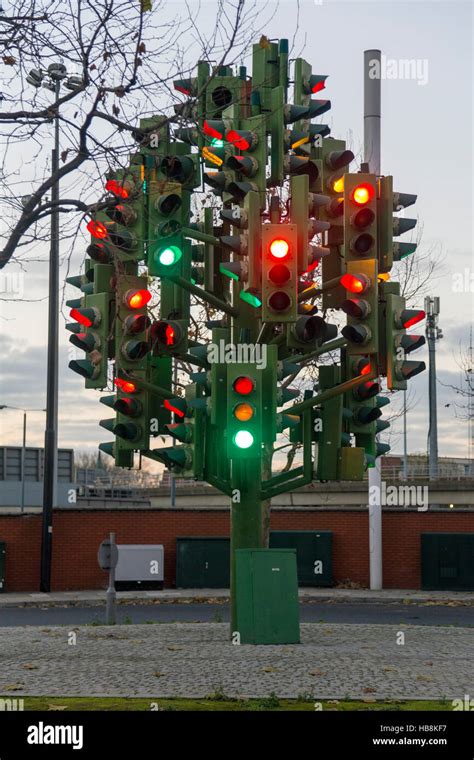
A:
0;0;265;271
439;336;474;421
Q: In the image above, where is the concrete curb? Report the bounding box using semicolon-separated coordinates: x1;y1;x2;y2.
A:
0;588;473;608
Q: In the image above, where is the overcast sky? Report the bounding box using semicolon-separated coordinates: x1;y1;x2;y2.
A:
0;0;472;463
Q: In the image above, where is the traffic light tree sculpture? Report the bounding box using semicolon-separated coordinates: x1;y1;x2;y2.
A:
67;41;426;640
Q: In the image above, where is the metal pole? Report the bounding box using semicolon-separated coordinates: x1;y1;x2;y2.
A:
364;49;381;176
106;531;116;625
40;78;60;592
426;296;441;480
403;390;408;480
21;412;26;513
364;48;382;590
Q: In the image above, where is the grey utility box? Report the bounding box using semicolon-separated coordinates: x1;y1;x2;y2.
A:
115;544;164;590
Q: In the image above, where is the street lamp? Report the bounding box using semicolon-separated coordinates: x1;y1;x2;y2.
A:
26;62;84;592
0;406;46;512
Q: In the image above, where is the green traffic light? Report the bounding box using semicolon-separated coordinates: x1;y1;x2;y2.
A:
156;245;183;267
239;290;262;307
233;430;254;449
210;137;224;147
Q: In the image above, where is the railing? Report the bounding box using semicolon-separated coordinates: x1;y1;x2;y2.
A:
365;465;474;482
75;463;474;501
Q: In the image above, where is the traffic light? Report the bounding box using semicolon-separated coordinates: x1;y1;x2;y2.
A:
378;175;418;270
392;189;418;263
343;174;377;263
150;319;187;356
385;293;426;390
91;163;147;262
226;364;263;458
225;115;267;205
261;223;298;322
318;139;354;310
67;263;114;389
99;372;150;453
158;152;200;189
147;180;188;277
340;259;379;355
161;383;206;478
115;274;152;372
219;190;262;300
288;315;337;349
98;273;152;462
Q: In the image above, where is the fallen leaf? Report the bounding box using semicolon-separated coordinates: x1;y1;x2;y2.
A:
3;684;24;691
261;666;278;673
309;669;326;677
416;675;433;682
153;672;164;677
3;55;17;65
22;664;38;670
363;686;377;693
166;645;183;651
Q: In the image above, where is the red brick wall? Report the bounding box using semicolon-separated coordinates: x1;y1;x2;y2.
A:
1;509;473;592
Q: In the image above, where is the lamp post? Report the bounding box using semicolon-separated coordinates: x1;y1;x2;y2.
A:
0;406;46;511
26;63;84;591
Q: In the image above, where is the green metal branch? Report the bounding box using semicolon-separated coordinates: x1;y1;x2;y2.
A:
182;226;220;247
287;369;377;416
169;274;239;318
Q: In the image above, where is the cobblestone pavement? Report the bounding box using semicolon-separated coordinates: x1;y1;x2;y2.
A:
1;623;473;700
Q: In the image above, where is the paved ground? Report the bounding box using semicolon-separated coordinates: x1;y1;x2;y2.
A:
1;622;473;699
2;587;473;606
1;601;474;627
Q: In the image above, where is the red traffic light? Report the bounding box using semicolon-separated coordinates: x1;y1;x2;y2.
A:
105;179;130;199
164;398;186;418
354;380;380;401
352;357;371;376
70;307;99;328
114;377;137;393
340;273;370;294
87;220;108;239
233;376;254;395
125;289;151;309
203;120;224;140
351;183;374;206
114;397;142;417
226;129;251;151
151;320;181;348
269;238;290;260
401;309;425;329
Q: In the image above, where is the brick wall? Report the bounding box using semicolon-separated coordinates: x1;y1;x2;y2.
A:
1;509;474;592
